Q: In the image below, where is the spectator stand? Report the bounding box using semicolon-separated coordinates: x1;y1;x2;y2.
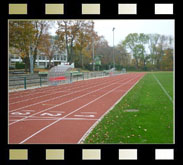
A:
48;65;72;86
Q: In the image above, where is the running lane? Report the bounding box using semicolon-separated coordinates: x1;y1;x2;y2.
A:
9;72;145;144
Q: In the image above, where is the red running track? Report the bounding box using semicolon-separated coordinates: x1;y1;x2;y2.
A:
9;72;145;144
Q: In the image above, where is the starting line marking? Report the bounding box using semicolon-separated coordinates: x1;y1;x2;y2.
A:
11;112;31;116
40;113;62;117
74;114;95;118
10;111;64;117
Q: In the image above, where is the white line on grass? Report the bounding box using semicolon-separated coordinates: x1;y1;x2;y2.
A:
153;73;173;103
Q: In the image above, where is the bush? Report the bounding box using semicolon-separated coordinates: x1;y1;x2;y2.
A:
15;62;25;69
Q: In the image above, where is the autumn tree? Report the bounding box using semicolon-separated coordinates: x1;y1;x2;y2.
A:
56;20;86;65
161;48;173;71
9;21;37;72
74;21;94;68
117;41;131;68
32;21;52;67
38;34;57;68
123;33;145;69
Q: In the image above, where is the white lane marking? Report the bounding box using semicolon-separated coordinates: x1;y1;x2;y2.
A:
10;84;89;105
9;75;131;125
40;113;62;117
11;112;31;116
49;111;65;113
9;118;98;121
74;114;95;118
81;112;97;114
9;75;112;101
78;73;145;143
42;104;56;106
153;73;173;103
9;75;124;112
19;74;140;144
9;79;83;99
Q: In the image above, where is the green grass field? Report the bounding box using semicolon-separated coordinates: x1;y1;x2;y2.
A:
84;72;174;144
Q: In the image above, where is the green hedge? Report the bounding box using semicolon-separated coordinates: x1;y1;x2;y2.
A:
15;62;25;69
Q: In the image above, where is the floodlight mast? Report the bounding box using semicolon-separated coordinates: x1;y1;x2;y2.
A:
29;45;34;74
112;27;115;70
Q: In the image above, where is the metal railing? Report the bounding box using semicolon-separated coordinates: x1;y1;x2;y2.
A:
9;71;125;91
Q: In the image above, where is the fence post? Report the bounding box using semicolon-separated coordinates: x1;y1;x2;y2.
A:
40;76;42;86
24;77;26;89
70;72;72;83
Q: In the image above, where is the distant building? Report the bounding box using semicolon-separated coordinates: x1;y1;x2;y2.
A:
9;35;69;68
9;50;68;68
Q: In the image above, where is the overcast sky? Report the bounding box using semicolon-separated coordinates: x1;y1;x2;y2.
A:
49;19;174;47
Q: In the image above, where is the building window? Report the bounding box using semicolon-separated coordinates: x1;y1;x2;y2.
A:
14;55;19;59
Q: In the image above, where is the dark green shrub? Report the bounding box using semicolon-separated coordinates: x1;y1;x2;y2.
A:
15;62;25;69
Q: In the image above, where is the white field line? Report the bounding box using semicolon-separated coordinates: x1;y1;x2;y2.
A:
9;75;126;112
19;74;140;144
9;118;98;121
153;74;173;103
9;75;132;125
9;78;108;105
9;77;105;100
78;73;145;144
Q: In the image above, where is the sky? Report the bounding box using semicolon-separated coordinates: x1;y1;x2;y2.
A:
49;20;174;47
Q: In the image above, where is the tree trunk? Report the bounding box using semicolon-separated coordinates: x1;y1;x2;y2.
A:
135;58;139;70
48;58;52;68
69;40;73;65
33;47;37;68
24;56;30;73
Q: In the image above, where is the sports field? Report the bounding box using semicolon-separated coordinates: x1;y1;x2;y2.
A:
8;72;173;144
84;72;174;144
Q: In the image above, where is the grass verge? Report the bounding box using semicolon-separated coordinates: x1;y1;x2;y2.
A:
84;72;173;144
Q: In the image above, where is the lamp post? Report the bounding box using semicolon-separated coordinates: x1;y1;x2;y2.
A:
112;27;115;70
29;45;34;74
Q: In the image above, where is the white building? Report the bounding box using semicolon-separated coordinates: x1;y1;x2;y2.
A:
9;35;69;68
9;50;68;68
